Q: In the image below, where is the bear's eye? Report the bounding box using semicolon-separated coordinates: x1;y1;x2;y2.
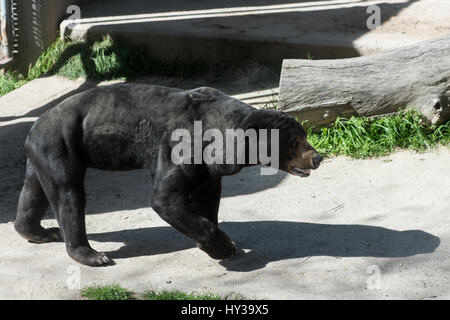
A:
291;141;298;148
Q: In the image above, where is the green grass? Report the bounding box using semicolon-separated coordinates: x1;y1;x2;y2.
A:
144;290;221;300
305;110;450;158
0;71;27;96
263;99;449;158
51;36;207;80
81;284;135;300
1;39;74;96
144;289;246;300
80;284;245;300
0;35;207;97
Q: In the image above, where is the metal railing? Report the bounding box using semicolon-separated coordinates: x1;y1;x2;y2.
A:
0;0;13;65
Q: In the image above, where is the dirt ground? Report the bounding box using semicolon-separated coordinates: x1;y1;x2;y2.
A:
0;70;449;299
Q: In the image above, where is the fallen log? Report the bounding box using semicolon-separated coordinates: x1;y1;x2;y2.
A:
278;34;450;127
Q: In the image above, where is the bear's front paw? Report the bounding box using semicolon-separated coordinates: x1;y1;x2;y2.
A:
67;246;114;267
197;229;236;260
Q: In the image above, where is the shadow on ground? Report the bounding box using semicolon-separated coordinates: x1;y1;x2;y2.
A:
89;220;440;272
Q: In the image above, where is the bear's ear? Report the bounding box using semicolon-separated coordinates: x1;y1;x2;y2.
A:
187;92;217;106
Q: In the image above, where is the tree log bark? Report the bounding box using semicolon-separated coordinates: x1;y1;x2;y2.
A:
278;34;450;127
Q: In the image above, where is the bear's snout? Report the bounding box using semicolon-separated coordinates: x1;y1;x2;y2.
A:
312;154;323;169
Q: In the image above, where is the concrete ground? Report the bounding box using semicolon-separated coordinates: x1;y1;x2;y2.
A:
0;75;449;299
62;0;450;62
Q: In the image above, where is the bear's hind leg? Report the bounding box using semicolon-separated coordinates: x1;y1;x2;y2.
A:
25;142;112;267
15;159;61;243
35;161;111;267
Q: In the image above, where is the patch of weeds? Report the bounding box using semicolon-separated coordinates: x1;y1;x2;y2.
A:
261;90;279;110
1;38;72;96
81;284;135;300
0;71;26;96
80;285;246;301
0;35;207;97
144;289;246;300
305;109;450;158
257;102;449;158
52;36;207;80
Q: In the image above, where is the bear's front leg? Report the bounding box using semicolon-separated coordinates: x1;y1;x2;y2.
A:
151;171;235;260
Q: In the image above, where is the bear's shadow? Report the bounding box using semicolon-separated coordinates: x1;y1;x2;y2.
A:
89;221;440;272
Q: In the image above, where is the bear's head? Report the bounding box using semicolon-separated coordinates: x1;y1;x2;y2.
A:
247;109;323;177
278;123;323;177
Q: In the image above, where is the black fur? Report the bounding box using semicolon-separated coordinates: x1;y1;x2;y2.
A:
14;83;319;266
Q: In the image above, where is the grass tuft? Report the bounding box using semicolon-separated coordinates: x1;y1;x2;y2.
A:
144;289;246;300
305;109;450;158
0;35;207;97
0;71;26;96
144;289;221;300
80;285;245;300
1;39;72;96
52;36;206;80
81;284;135;300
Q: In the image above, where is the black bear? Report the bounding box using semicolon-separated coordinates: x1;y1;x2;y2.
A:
15;84;323;266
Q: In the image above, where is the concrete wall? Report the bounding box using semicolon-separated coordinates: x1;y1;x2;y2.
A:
9;0;95;74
